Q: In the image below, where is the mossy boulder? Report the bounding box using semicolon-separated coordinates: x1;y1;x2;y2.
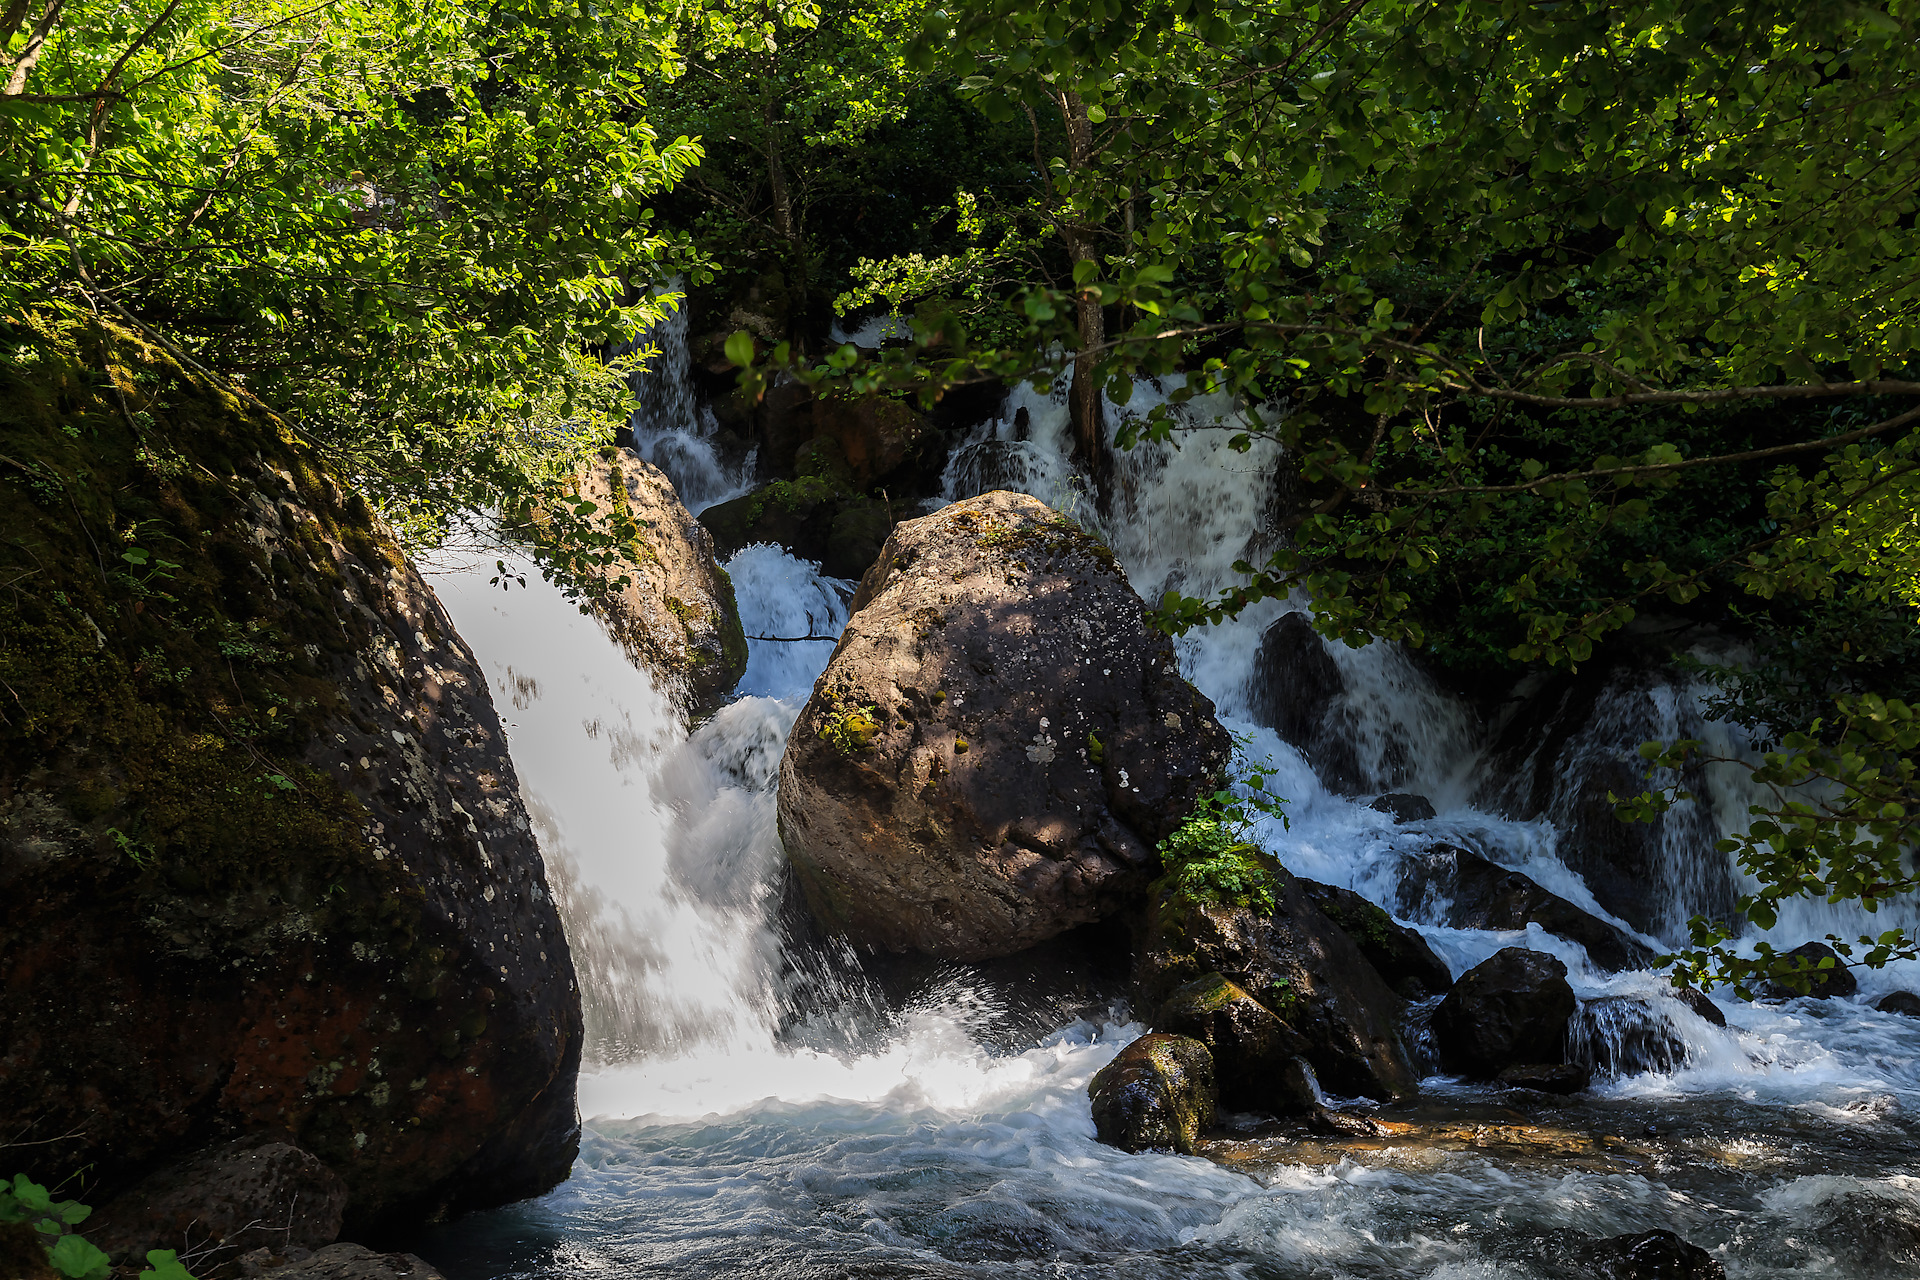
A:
568;447;746;709
777;491;1232;961
1087;1033;1217;1155
0;322;580;1229
1153;973;1318;1114
1135;859;1418;1102
1300;879;1454;998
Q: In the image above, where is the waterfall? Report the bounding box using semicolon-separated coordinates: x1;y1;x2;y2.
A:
624;291;756;514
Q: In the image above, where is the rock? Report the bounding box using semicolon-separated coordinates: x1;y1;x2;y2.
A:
1087;1034;1217;1155
1672;986;1727;1028
1249;612;1366;794
1475;664;1737;939
1568;996;1690;1076
568;447;746;708
1876;990;1920;1017
1582;1229;1724;1279
1299;880;1454;998
1135;869;1419;1102
777;491;1231;960
1394;844;1655;973
87;1137;347;1266
0;325;580;1228
1432;948;1577;1078
1761;941;1859;999
1495;1062;1592;1094
810;394;937;489
1369;793;1436;823
241;1242;444;1279
1153;973;1317;1113
0;1222;59;1280
700;438;897;578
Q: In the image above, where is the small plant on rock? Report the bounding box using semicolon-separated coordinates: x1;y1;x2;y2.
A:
1154;753;1290;916
818;701;881;756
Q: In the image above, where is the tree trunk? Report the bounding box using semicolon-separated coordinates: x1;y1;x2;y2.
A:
1058;91;1112;512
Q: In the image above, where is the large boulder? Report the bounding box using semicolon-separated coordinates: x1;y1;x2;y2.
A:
570;447;746;708
0;326;580;1228
1432;948;1577;1078
87;1136;347;1265
1153;973;1317;1113
1135;867;1419;1102
777;491;1232;960
1394;844;1655;973
1087;1033;1217;1155
1299;880;1454;998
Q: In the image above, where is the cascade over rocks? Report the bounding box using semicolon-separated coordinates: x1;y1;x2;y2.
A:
1086;1033;1217;1155
0;330;580;1228
1394;844;1656;973
1135;866;1419;1102
777;491;1231;960
1299;879;1454;999
1433;948;1577;1078
571;447;747;709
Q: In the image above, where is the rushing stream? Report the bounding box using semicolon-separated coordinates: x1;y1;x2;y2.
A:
416;320;1920;1279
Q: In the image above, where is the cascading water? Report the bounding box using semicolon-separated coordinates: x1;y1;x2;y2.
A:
417;341;1920;1279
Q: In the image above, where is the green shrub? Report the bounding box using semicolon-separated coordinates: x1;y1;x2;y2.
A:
0;1175;196;1280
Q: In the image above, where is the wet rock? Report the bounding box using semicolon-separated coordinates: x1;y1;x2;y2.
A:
1761;941;1859;999
1432;948;1577;1078
1249;612;1366;794
1136;868;1419;1102
700;438;899;579
1568;996;1690;1076
1876;990;1920;1017
1153;973;1316;1113
1299;880;1454;998
1474;663;1737;939
87;1136;347;1265
1087;1034;1217;1155
570;446;747;709
778;491;1231;960
240;1242;444;1279
1394;844;1655;973
1581;1229;1724;1279
0;1222;59;1280
1672;986;1727;1028
810;394;937;489
0;328;580;1228
1496;1062;1591;1094
1369;793;1436;823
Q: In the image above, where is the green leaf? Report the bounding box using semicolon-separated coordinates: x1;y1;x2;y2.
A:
49;1235;112;1280
138;1249;195;1280
724;330;756;368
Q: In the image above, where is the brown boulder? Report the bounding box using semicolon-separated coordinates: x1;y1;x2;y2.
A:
570;446;747;708
1135;868;1419;1102
87;1137;347;1265
0;326;580;1229
1432;948;1576;1078
1087;1034;1217;1155
777;491;1231;960
810;394;935;488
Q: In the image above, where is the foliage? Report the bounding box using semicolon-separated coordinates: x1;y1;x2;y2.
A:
0;0;701;558
1155;746;1291;916
0;1174;112;1280
818;700;881;756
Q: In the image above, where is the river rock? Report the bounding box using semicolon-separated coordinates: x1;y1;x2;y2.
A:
777;491;1232;960
1299;880;1454;998
1153;973;1317;1113
1432;949;1576;1078
570;447;746;708
86;1136;347;1265
0;327;580;1227
700;437;898;579
1568;995;1692;1076
1582;1229;1725;1279
1876;990;1920;1017
240;1243;445;1279
1495;1062;1592;1094
1249;612;1366;794
1135;866;1419;1101
1672;986;1727;1027
1087;1034;1217;1155
1394;844;1655;973
1369;793;1437;823
810;394;938;489
1761;941;1859;999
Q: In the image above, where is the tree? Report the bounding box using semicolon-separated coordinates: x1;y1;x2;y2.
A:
749;0;1920;992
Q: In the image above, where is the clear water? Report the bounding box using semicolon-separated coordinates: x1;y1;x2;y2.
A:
417;361;1920;1278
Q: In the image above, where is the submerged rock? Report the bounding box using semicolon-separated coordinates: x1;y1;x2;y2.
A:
1876;990;1920;1017
1394;843;1655;973
1432;948;1576;1079
570;446;746;709
1299;879;1454;998
777;491;1231;960
0;327;580;1227
1569;995;1694;1077
1761;941;1859;1000
1087;1033;1217;1155
1136;868;1419;1102
1672;986;1728;1027
87;1136;346;1265
1369;793;1437;823
1582;1229;1724;1279
1496;1062;1592;1094
1153;973;1317;1113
